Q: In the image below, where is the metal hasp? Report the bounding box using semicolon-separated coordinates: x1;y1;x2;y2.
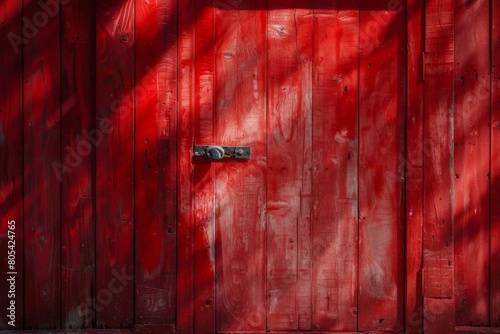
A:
193;145;251;160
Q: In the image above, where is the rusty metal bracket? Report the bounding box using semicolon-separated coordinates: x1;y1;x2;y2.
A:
193;144;251;160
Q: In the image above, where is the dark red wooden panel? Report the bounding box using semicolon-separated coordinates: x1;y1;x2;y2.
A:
454;0;490;325
405;0;424;332
61;0;96;328
0;0;23;330
358;1;405;330
176;0;195;331
193;0;216;332
267;2;313;331
422;51;455;332
135;0;177;325
312;1;358;331
23;0;61;328
214;1;267;330
491;0;500;326
422;2;455;332
95;0;135;327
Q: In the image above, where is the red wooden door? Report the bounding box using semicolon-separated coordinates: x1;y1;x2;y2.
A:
177;1;406;332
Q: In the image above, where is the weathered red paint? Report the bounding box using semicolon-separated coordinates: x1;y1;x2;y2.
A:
96;0;135;327
405;0;424;332
0;0;23;330
312;1;358;330
23;0;61;328
358;1;406;330
61;0;95;328
491;0;500;326
454;0;490;325
267;1;313;331
214;2;267;330
193;1;216;331
1;1;500;332
135;0;177;325
423;1;455;333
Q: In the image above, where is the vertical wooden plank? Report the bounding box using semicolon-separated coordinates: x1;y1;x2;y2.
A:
267;2;312;331
358;1;405;330
454;0;490;325
176;0;195;331
23;0;61;328
214;1;267;331
96;0;135;328
406;0;424;332
60;0;96;328
491;0;500;326
0;0;23;330
135;0;177;325
312;1;358;331
423;0;455;332
423;51;455;334
193;0;216;332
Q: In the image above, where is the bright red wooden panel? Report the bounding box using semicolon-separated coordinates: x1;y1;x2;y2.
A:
176;0;195;331
491;0;500;326
95;0;135;327
0;0;23;330
60;0;96;328
266;3;313;331
454;0;490;325
193;1;216;332
358;1;405;330
422;53;455;332
312;1;358;331
422;2;455;332
405;0;424;332
23;0;61;328
214;1;267;330
135;0;177;325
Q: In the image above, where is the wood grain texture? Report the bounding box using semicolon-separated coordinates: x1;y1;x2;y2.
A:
358;1;405;330
0;0;23;330
454;0;490;325
95;0;135;327
61;0;96;328
176;0;195;332
312;1;358;331
266;3;312;331
405;0;424;332
193;1;216;332
491;0;500;326
423;0;455;328
422;52;454;332
424;0;453;54
214;1;267;330
135;0;177;325
23;0;61;328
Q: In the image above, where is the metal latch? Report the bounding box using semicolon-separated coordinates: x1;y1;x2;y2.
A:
193;145;251;160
